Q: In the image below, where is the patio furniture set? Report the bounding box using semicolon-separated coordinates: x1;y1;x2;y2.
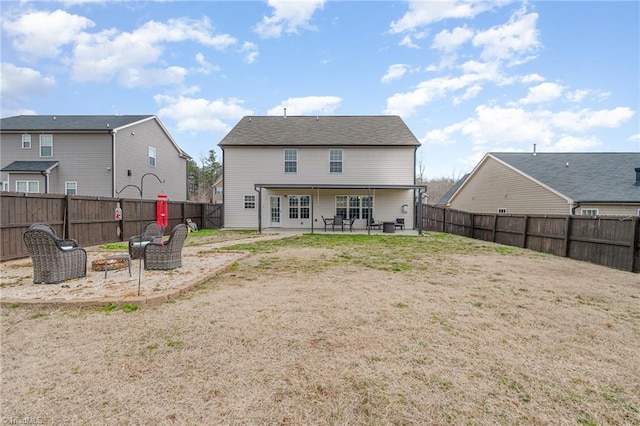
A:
321;216;405;233
22;222;188;284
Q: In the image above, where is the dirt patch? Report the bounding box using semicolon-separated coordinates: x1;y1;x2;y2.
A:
1;234;639;425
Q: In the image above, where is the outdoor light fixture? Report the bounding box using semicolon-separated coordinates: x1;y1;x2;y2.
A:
402;204;408;213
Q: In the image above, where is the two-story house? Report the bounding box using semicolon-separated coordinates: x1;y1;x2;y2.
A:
438;152;640;216
0;115;191;201
218;115;426;231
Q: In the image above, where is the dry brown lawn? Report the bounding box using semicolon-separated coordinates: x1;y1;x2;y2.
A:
1;233;639;425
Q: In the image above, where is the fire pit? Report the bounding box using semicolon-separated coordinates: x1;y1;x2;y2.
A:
92;254;132;278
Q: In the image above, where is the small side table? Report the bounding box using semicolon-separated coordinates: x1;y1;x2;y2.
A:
103;254;132;278
382;222;396;233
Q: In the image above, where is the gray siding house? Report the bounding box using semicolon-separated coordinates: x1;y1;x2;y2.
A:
0;115;191;201
219;115;426;231
439;152;640;216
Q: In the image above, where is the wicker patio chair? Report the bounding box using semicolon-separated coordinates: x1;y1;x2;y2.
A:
143;224;188;270
129;222;165;260
23;227;87;284
28;222;79;249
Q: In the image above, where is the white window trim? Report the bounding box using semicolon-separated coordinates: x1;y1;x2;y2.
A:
284;148;298;173
329;149;343;173
39;134;53;157
16;180;39;193
581;208;599;217
1;181;8;191
65;181;78;195
22;134;31;149
148;146;157;167
335;195;373;220
287;194;310;219
244;194;256;209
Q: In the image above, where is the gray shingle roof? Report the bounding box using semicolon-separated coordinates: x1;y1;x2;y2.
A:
0;115;153;131
218;115;420;147
435;173;469;205
491;152;640;202
1;161;59;172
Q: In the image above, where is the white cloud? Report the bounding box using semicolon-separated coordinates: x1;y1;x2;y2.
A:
70;17;236;84
389;0;504;34
2;9;94;58
519;82;564;104
551;107;635;132
549;135;601;152
254;0;325;39
520;73;545;83
194;53;221;75
119;66;188;88
453;84;482;105
267;96;342;116
154;94;253;133
240;42;259;64
431;26;474;52
472;11;540;64
1;62;56;98
381;64;408;83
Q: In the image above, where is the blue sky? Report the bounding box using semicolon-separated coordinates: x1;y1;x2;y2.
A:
2;0;638;180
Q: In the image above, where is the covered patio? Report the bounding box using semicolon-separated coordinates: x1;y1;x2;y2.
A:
253;183;428;235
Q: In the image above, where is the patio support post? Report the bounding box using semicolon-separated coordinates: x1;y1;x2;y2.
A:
256;186;262;233
310;189;314;234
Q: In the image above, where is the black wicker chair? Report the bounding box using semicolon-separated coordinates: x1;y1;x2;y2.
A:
129;222;165;260
23;227;87;284
143;224;188;270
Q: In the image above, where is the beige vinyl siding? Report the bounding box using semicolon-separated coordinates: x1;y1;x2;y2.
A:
450;157;571;214
223;146;416;229
578;203;640;216
114;120;187;201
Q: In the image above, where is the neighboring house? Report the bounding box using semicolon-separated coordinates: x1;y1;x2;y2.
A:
211;176;223;204
0;115;191;201
218;115;426;231
439;152;640;216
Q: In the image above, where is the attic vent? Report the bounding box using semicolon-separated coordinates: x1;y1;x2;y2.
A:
635;168;640;185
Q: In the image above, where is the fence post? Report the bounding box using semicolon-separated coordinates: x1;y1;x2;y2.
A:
469;213;474;238
442;208;446;233
629;216;639;272
492;214;498;242
563;215;572;257
522;215;529;248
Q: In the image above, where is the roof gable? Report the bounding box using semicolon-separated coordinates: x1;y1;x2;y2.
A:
218;115;420;147
490;152;640;203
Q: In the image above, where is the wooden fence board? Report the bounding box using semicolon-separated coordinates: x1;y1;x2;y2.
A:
0;192;222;261
424;206;639;273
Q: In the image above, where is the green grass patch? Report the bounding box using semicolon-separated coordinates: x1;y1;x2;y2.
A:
99;242;128;250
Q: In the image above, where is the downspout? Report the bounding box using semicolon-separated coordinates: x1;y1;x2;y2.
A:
111;130;117;197
255;186;262;233
41;171;49;193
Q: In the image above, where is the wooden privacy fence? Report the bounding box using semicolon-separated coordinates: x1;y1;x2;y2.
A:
0;192;223;261
423;206;640;273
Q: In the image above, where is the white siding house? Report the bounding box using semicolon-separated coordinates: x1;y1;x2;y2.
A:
219;115;426;231
0;115;191;201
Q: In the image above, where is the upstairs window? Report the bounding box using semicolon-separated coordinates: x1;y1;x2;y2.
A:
39;134;53;157
284;149;297;173
329;149;343;173
148;147;156;167
22;134;31;149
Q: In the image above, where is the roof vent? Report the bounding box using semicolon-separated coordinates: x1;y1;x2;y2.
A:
106;123;110;128
635;168;640;186
533;143;536;156
283;107;287;118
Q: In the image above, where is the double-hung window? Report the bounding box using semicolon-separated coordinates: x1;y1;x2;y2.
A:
329;149;342;173
284;149;297;173
581;208;598;217
336;195;372;219
148;147;157;167
65;182;78;195
16;181;39;193
288;195;310;219
39;134;53;157
22;134;31;149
